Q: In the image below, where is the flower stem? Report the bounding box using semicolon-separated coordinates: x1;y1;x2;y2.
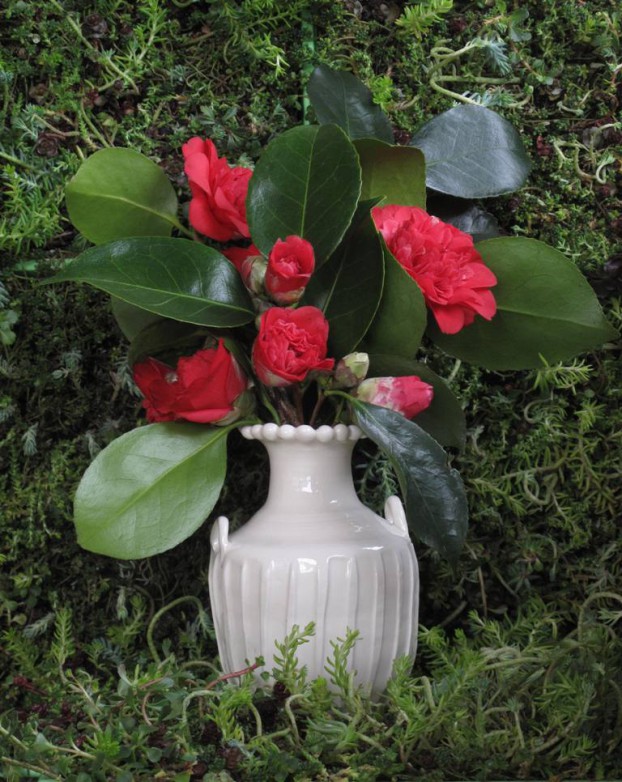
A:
259;388;281;424
293;386;305;425
170;217;195;239
308;389;325;427
324;388;360;409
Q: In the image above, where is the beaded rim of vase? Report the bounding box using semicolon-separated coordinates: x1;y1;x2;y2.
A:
239;423;362;443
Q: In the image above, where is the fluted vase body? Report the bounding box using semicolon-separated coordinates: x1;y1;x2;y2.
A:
208;423;419;693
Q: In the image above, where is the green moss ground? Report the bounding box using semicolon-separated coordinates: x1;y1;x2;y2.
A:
1;1;621;779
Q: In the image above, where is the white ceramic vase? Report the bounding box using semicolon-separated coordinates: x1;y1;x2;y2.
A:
208;423;419;693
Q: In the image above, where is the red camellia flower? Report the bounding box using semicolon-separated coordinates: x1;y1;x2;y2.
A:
265;236;315;305
355;376;434;419
182;138;252;242
372;204;497;334
133;340;249;424
252;306;334;387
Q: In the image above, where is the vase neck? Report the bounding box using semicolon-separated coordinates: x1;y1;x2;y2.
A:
262;437;359;512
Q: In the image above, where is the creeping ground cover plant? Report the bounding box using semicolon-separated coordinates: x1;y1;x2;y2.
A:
47;66;618;564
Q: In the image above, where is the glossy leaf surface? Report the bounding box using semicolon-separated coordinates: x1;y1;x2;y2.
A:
247;124;361;266
307;65;394;143
48;237;255;328
361;243;426;357
65;148;178;244
302;211;384;358
430;237;619;369
355;403;468;562
355;139;426;208
411;106;531;198
368;354;466;448
128;320;210;366
110;297;163;340
427;195;500;242
75;423;231;559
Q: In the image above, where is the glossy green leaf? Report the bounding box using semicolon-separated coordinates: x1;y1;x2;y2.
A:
361;242;426;357
430;237;619;369
367;354;466;448
410;105;531;198
75;423;232;559
355;140;426;208
247;124;361;266
354;403;468;562
427;195;500;242
47;237;255;328
128;319;210;366
302;211;384;358
111;297;163;340
65;148;178;244
307;65;394;143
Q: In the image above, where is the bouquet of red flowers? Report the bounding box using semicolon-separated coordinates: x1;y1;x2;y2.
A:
49;66;616;563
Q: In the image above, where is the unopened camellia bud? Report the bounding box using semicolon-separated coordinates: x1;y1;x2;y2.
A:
241;255;267;296
333;352;370;388
355;375;434;419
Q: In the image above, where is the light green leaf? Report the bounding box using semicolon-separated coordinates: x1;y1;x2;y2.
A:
65;148;178;244
430;237;619;369
411;105;531;198
367;354;466;448
75;423;233;559
355;139;426;208
47;237;255;328
247;124;361;266
354;403;468;562
307;65;394;143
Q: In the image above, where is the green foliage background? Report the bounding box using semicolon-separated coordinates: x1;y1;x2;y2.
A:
1;0;620;779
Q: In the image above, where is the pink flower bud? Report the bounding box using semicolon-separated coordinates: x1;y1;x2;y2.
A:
355;376;434;419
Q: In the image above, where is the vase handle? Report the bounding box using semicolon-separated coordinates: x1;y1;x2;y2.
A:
210;515;230;555
383;496;409;538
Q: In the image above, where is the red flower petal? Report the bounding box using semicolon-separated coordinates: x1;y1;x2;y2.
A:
372;204;498;335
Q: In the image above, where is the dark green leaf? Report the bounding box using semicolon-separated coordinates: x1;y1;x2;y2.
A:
302;211;384;358
361;242;426;357
128;320;210;366
367;354;466;448
354;403;468;562
65;148;178;244
110;297;163;340
307;64;394;143
247;124;361;266
75;423;232;559
46;237;255;328
355;139;426;207
427;195;500;242
430;237;619;369
411;105;531;198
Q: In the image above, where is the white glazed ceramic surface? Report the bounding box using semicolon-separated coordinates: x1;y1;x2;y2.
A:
208;423;419;693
